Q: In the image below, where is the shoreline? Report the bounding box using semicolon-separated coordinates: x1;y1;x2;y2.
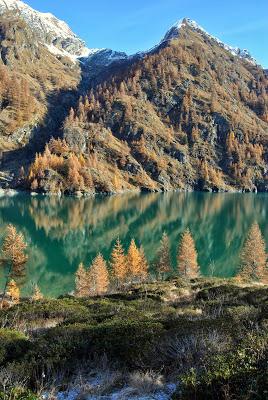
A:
0;186;265;198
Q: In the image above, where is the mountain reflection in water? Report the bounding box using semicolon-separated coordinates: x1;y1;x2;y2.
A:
0;192;267;296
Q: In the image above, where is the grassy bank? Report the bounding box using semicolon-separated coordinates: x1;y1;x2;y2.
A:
0;278;268;399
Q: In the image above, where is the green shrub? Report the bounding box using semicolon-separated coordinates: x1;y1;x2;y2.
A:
0;388;39;400
178;331;268;399
0;280;268;398
0;329;29;366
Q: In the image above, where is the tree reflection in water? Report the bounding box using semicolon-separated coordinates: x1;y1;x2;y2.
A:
0;192;267;296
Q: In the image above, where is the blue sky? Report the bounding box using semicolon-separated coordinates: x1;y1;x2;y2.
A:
26;0;268;67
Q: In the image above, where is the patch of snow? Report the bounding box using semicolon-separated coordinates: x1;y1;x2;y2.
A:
52;374;177;400
44;43;102;63
161;18;257;65
0;0;126;64
82;48;129;67
0;0;73;38
44;43;67;56
83;48;102;58
107;50;128;61
0;0;90;58
0;2;258;68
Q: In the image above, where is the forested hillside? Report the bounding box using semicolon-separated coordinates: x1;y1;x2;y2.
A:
27;21;268;194
0;3;267;194
0;13;81;151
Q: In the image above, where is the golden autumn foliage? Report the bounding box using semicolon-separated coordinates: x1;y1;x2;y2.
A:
31;284;44;302
177;228;199;278
110;238;127;284
88;254;110;296
1;224;28;307
75;256;110;297
74;239;149;296
6;280;20;303
75;263;89;298
139;245;149;281
56;25;268;195
199;161;225;189
27;139;94;194
126;239;149;282
239;223;267;282
156;232;172;278
0;14;81;144
127;239;141;279
0;65;37;133
2;224;28;277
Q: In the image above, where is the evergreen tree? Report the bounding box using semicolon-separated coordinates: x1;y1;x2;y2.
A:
177;228;199;278
156;232;171;279
6;280;20;304
75;263;89;297
239;223;267;282
110;238;127;287
88;254;110;296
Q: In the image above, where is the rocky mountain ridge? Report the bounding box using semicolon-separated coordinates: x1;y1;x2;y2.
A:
0;2;259;69
0;0;267;194
0;0;91;58
161;18;257;65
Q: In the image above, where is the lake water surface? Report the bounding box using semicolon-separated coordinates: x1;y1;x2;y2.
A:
0;192;267;296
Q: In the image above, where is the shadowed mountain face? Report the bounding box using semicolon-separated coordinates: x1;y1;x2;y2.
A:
0;10;82;187
0;192;268;296
0;3;267;193
0;10;83;141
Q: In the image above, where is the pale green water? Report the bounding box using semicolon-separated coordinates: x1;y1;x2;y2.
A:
0;192;267;296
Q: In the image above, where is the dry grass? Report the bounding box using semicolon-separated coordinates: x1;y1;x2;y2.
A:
127;370;164;395
157;330;230;373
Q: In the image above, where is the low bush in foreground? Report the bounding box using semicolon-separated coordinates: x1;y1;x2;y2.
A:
0;278;268;399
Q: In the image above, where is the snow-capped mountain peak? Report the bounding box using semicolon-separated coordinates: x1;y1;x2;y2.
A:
0;0;129;65
0;1;258;67
0;0;93;58
162;17;257;65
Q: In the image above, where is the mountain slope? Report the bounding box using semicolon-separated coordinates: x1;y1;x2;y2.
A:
0;0;132;159
0;1;267;193
32;18;266;194
0;7;83;154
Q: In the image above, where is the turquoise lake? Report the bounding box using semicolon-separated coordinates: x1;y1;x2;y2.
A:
0;192;267;296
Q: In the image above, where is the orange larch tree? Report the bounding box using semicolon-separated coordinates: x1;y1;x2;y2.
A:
1;224;28;307
239;222;267;282
88;254;110;296
177;228;199;279
127;239;143;282
156;232;172;279
139;245;149;281
110;238;127;287
6;279;20;304
75;262;89;297
31;284;44;302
